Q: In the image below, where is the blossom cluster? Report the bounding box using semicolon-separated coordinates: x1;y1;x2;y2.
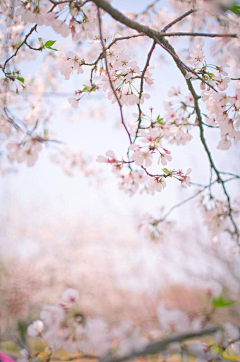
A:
97;147;191;196
186;39;240;150
138;212;174;242
15;1;98;40
18;288;240;362
100;44;153;107
50;146;102;184
63;41;154;109
199;195;239;240
7;136;43;167
96;102;194;196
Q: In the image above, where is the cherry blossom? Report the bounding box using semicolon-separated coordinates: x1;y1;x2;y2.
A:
27;320;44;337
177;168;192;187
68;97;79;109
96;150;116;163
188;39;205;67
62;288;80;303
131;150;153;167
148;176;166;192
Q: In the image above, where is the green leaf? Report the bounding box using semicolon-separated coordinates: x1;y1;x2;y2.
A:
17;76;24;84
156;115;164;125
82;86;88;92
228;3;240;15
212;294;235;309
162;168;169;174
44;40;56;47
38;37;43;45
48;47;58;51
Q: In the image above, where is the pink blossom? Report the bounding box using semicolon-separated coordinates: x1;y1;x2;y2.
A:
96;150;116;163
131;150;152;167
96;155;108;163
27;320;44;337
158;152;172;166
217;76;230;91
62;288;79;303
139;93;150;104
217;136;231;150
68;97;78;109
148;176;166;192
179;168;192;187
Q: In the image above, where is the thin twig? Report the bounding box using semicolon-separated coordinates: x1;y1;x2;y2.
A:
139;40;156;100
96;7;132;144
162;9;196;32
2;24;37;73
134;0;160;19
51;355;98;361
157;32;237;38
159;179;218;223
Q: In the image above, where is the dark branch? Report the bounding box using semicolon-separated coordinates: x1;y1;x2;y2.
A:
100;326;220;362
2;24;37;73
162;9;196;32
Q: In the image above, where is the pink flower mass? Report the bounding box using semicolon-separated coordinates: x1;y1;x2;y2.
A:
0;0;240;361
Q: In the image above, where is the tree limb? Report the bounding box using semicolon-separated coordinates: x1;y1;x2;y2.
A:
100;326;220;362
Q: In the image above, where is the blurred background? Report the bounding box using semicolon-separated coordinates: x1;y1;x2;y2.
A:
0;0;240;348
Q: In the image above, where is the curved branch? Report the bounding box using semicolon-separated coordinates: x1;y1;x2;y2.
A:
2;24;37;73
100;326;220;362
96;7;132;144
162;9;196;31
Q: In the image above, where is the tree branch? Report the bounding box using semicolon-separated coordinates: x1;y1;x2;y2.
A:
2;24;37;73
156;32;237;38
96;7;132;144
162;9;196;32
139;40;156;100
100;326;220;362
91;0;217;91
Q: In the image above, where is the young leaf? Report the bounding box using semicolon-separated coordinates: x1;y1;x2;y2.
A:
212;294;235;309
17;76;24;84
44;40;56;48
162;168;169;174
48;47;58;51
227;3;240;15
156;115;164;125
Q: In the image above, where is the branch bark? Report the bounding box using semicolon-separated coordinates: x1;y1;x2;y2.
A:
100;326;220;362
